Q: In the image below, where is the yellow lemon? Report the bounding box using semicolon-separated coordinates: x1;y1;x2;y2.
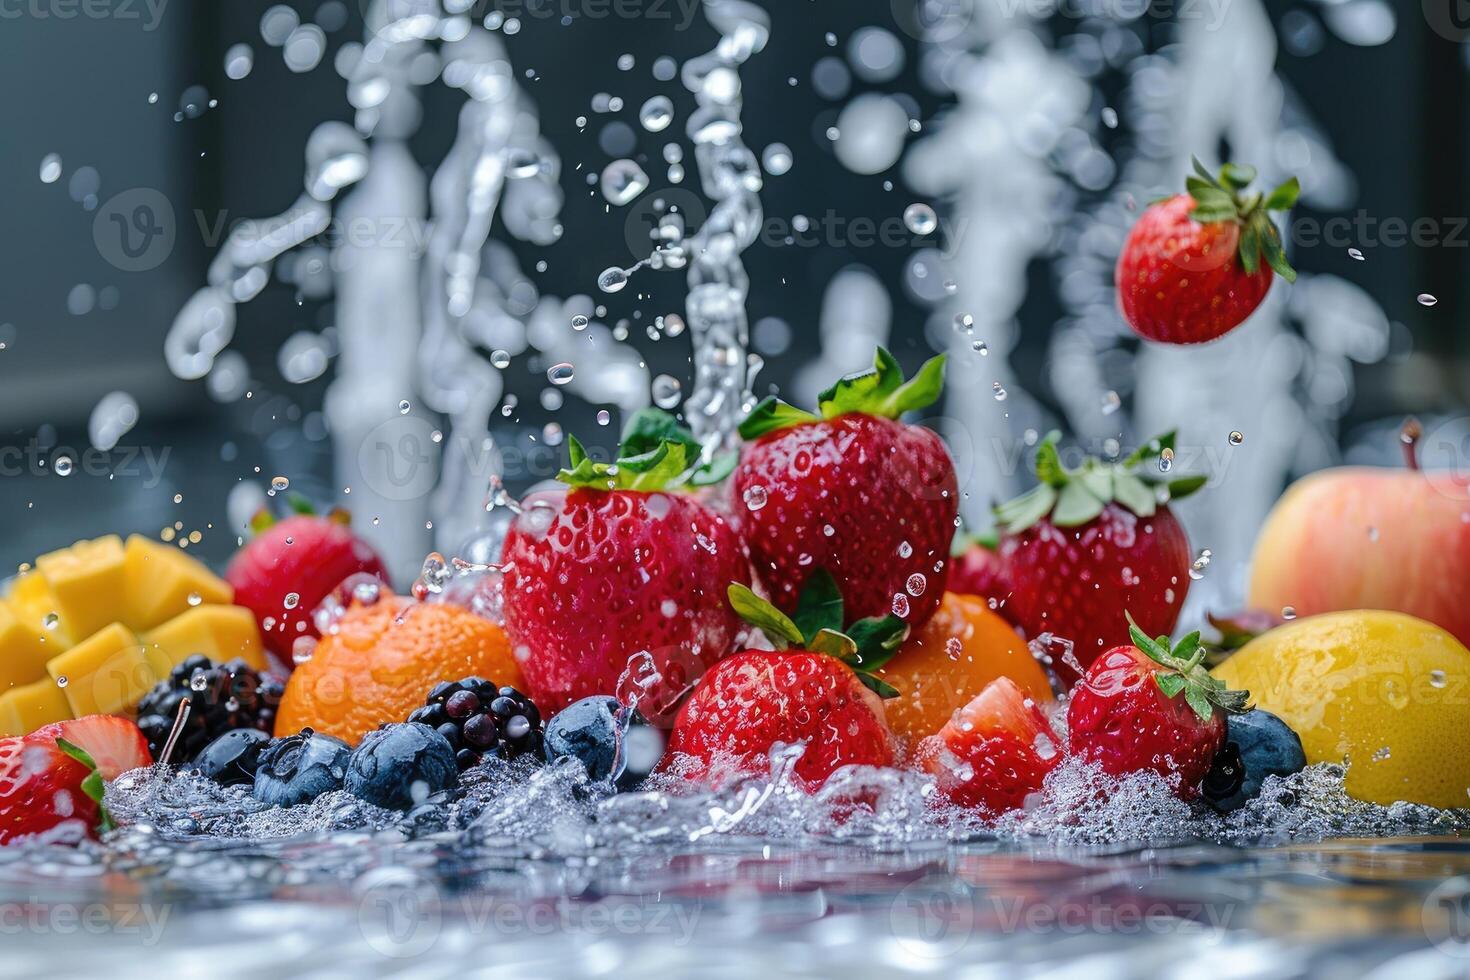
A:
1213;610;1470;809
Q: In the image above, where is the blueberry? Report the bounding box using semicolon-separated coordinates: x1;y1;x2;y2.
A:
191;728;271;786
1203;709;1307;812
544;696;666;789
252;729;352;807
345;723;459;810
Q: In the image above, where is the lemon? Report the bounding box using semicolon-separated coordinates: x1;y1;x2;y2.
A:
1213;610;1470;809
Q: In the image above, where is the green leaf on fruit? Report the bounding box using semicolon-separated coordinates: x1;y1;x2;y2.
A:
1264;177;1300;211
817;348;947;421
55;737;97;771
808;628;859;662
1183;686;1214;723
1033;432;1067;487
727;584;805;649
993;483;1058;534
738;397;819;440
1165;475;1208;499
846;615;909;671
856;672;900;700
1155;673;1186;698
1218;163;1257;191
793;570;845;641
1112;473;1157;517
1051;480;1106;528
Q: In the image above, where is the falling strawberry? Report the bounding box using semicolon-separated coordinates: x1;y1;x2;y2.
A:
993;432;1203;687
733;348;959;632
914;676;1058;815
1067;617;1249;797
666;572;903;788
1116;159;1299;344
501;410;752;722
0;715;152;845
226;499;388;667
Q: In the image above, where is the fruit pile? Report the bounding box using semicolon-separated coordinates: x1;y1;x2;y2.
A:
5;160;1470;843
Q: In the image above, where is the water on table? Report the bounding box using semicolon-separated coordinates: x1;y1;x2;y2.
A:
1;756;1468;976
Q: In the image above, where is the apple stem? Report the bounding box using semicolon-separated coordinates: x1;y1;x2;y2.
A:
1400;416;1423;471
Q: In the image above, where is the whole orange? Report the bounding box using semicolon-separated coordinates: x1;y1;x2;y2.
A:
875;592;1053;745
275;595;524;745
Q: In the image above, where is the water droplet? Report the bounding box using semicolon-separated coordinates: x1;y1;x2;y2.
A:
56;676;68;689
1282;605;1297;620
742;485;768;511
1431;669;1447;689
1367;525;1380;542
1101;106;1119;128
953;312;974;332
53;456;73;477
638;96;674;133
598;267;630;293
906;573;927;597
945;637;963;661
571;314;589;331
39;154;62;184
973;341;988;356
270;475;290;493
596;410;611;426
1348;247;1364;261
1158;447;1174;473
547;362;575;386
822;524;835;537
903;203;937;235
1101;391;1121;415
897;541;913;559
542;422;564;446
652;374;682;408
600;159;649;206
491;350;512;369
43;613;60;631
283;592;300;610
1228;430;1245;446
1418;293;1438;307
992;382;1007;402
189;669;209;692
761;142;793;176
891;593;911;618
398;399;411;414
292;637;317;665
187;592;203;607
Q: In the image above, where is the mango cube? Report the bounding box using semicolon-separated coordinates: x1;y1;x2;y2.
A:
0;599;58;696
36;535;129;640
7;572;71;647
143;605;266;673
47;623;159;719
0;676;72;737
123;534;233;631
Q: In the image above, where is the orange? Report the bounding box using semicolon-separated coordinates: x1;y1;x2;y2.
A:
275;595;524;745
875;592;1053;745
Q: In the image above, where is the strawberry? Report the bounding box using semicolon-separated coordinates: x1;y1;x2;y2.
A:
501;410;752;722
666;573;904;788
226;501;388;666
1067;619;1248;796
914;676;1058;814
1116;159;1299;344
732;349;959;632
0;715;152;845
948;532;1011;613
993;432;1203;687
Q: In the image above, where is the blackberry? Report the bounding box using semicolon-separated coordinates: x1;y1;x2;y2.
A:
407;677;544;771
135;654;285;762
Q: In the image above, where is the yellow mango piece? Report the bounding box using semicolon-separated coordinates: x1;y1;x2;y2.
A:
7;572;71;647
143;605;266;673
47;623;160;718
123;534;233;631
0;599;59;695
36;535;129;641
0;676;72;737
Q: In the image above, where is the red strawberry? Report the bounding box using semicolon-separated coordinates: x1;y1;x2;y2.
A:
994;432;1201;687
732;349;959;632
914;676;1058;814
501;410;752;722
667;575;904;788
948;533;1011;613
226;506;388;666
0;715;152;845
1067;620;1248;796
1116;159;1298;344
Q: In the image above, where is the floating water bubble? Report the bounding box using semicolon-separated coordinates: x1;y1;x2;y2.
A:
1348;247;1365;260
1228;430;1245;446
903;203;937;235
600;160;649;207
906;573;927;597
88;391;140;452
542;422;564;446
1159;447;1175;472
639;96;674;133
742;485;768;511
1101;391;1121;415
224;43;254;80
598;267;630;293
284;592;301;610
68;284;96;315
547;362;575;386
891;594;911;618
992;382;1007;401
398;400;411;414
39;154;62;184
53;456;74;478
945;636;963;661
897;541;913;559
652;374;682;408
260;4;297;45
954;312;974;332
166;288;236;380
490;350;512;369
973;340;989;355
1282;605;1298;620
270;476;290;494
43;613;60;632
278;331;331;383
1417;293;1438;307
596;410;611;426
761;143;792;176
1101;106;1119;128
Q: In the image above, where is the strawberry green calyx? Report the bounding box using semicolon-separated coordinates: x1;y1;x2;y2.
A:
1184;156;1299;283
249;495;352;535
994;430;1208;533
55;737;115;833
738;347;947;440
558;408;737;492
1126;613;1250;722
727;569;909;697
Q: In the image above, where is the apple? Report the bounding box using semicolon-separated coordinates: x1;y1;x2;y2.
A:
1248;419;1470;648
